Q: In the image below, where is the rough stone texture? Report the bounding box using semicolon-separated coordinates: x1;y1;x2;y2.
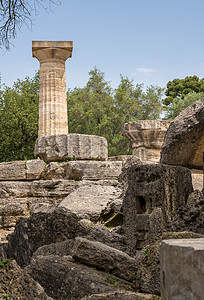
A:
59;182;122;221
82;291;159;299
32;41;73;138
26;255;132;300
191;169;203;191
88;225;126;252
160;99;204;169
122;163;193;254
7;207;88;267
0;243;8;259
160;238;204;300
0;260;53;300
72;237;137;281
167;190;204;234
122;120;170;163
0;180;77;230
0;160;46;181
35;133;108;161
26;159;46;180
32;239;75;259
42;160;122;180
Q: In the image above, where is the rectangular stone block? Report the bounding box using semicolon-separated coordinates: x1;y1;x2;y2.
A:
0;161;26;180
160;238;204;300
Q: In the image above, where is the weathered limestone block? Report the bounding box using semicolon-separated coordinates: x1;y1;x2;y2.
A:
191;169;203;191
26;160;46;180
72;237;137;281
160;99;204;168
160;238;204;300
122;163;193;253
0;161;26;180
42;160;122;180
82;292;160;300
65;160;122;180
35;134;108;161
32;41;73;138
122;120;170;163
0;160;45;180
26;255;129;300
0;180;76;199
7;207;89;267
59;182;122;221
136;232;203;296
0;260;53;300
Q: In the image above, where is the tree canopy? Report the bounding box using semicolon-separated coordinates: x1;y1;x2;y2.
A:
68;67;163;156
0;67;164;161
0;72;39;162
163;75;204;106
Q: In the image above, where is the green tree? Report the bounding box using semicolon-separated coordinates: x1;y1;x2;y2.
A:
163;91;204;120
0;72;39;162
163;75;204;106
68;68;163;156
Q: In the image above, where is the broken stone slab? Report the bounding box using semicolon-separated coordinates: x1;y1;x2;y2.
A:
7;207;89;267
59;183;122;222
166;190;204;235
35;134;108;162
160;238;204;300
160;98;204;169
42;160;122;180
0;259;53;300
82;291;160;299
122;120;170;163
0;180;76;199
72;237;137;281
0;160;46;181
26;255;131;300
88;226;126;252
191;169;203;191
122;163;193;254
136;231;203;296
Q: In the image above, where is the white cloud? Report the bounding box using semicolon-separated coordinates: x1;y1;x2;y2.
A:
136;67;154;76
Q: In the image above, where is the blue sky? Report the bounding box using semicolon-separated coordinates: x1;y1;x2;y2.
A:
1;0;204;91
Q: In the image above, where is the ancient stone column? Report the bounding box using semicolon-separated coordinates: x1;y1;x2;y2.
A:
122;120;171;163
32;41;73;138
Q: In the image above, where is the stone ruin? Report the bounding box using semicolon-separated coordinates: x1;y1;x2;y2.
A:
33;41;108;162
0;42;204;300
122;120;171;163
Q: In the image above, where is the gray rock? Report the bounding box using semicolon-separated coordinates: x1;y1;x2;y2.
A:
122;163;193;254
0;243;8;259
26;255;130;300
160;238;204;300
7;207;88;267
136;232;204;296
88;226;126;252
0;260;53;300
0;161;26;180
65;161;122;180
59;183;122;222
72;237;137;281
166;191;204;234
0;160;46;181
33;239;75;258
82;291;160;299
26;159;46;180
35;134;108;162
160;98;204;169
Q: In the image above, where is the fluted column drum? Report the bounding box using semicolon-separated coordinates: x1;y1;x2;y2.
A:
32;41;73;138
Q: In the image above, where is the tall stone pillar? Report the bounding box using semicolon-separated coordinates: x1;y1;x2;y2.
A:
32;41;73;138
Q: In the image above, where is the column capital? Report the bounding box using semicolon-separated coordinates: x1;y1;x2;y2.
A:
32;41;73;62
